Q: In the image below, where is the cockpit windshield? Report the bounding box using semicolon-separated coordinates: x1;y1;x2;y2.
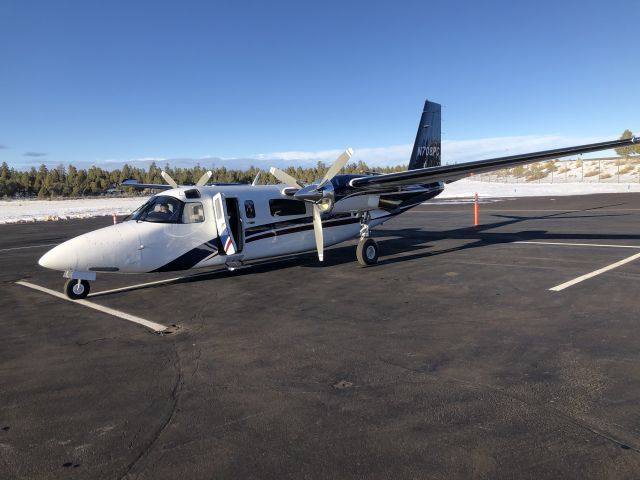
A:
125;196;184;223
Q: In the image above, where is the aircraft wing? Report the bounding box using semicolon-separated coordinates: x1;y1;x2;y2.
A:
121;179;173;191
349;137;639;189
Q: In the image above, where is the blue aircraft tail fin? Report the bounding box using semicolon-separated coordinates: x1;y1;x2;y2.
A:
408;100;441;170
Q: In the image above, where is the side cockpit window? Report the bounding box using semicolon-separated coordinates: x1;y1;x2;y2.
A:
182;202;205;223
126;195;183;223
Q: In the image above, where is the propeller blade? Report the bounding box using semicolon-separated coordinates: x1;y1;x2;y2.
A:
161;170;178;189
312;204;324;262
195;170;212;186
317;148;353;189
270;167;303;189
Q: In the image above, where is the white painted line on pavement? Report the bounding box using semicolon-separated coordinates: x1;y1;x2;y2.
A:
15;280;168;332
549;252;640;292
0;243;58;253
88;276;186;297
87;268;230;297
516;241;640;249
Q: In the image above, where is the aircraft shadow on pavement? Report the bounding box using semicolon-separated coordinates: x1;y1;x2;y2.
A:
305;206;639;268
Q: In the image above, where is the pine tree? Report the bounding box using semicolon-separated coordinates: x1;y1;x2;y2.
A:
614;130;638;160
0;161;10;180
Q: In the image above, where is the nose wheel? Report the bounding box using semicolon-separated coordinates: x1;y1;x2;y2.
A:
64;279;91;300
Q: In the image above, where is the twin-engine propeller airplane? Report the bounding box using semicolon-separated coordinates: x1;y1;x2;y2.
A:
39;100;639;299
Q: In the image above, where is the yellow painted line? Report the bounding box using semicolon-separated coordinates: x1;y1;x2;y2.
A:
549;252;640;292
15;280;168;332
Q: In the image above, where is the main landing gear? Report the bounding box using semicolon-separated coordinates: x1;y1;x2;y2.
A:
64;279;91;300
356;212;379;266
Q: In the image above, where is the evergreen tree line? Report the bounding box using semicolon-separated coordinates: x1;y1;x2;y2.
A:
2;130;636;199
0;160;407;199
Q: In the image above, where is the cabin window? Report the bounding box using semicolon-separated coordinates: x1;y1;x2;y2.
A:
182;202;205;223
244;200;256;218
269;198;307;216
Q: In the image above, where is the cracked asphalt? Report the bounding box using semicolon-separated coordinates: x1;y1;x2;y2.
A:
2;193;640;479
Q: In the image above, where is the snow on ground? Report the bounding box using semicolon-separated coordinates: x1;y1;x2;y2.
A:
0;196;150;224
1;178;640;224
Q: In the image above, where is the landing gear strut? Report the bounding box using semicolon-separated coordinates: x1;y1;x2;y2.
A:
356;212;379;266
64;279;91;300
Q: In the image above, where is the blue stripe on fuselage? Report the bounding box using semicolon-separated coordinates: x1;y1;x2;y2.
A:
151;240;219;272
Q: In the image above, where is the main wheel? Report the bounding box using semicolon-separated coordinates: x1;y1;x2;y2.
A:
64;279;90;300
356;238;379;266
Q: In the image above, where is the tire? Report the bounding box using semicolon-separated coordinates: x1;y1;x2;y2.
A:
64;279;90;300
356;238;379;266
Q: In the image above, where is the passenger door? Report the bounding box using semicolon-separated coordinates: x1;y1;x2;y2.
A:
212;192;237;255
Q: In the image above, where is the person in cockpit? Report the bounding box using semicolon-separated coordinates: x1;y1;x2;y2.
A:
149;202;174;222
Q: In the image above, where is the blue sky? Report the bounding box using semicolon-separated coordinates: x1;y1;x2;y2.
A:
1;0;639;170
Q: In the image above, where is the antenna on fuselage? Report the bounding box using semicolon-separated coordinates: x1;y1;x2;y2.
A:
251;172;260;186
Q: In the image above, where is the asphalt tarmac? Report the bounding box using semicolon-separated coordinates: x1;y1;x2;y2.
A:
2;193;640;479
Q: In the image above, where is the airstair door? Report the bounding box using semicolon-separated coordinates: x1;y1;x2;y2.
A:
212;193;237;255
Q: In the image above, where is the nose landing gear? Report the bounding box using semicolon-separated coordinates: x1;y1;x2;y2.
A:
62;271;96;300
64;279;91;300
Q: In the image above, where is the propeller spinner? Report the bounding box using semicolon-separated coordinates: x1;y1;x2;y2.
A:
269;148;353;262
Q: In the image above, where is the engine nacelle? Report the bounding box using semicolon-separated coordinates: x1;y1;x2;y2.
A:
332;195;380;213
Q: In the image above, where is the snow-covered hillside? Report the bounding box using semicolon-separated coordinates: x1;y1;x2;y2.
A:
442;178;640;198
473;157;640;184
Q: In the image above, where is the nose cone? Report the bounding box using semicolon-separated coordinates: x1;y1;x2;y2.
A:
39;239;80;271
38;222;141;273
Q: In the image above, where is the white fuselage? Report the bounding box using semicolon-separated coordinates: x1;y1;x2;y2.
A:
38;184;395;275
